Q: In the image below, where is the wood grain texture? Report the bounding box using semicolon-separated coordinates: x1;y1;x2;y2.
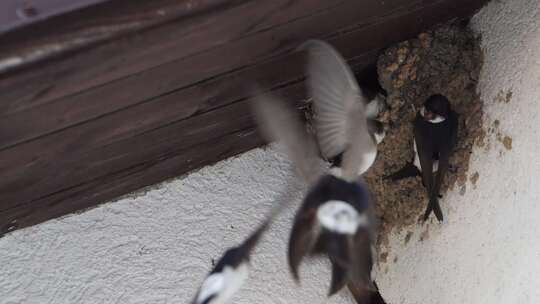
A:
0;0;232;73
0;0;112;34
0;0;489;235
0;126;265;235
0;82;307;235
0;0;343;115
0;0;486;149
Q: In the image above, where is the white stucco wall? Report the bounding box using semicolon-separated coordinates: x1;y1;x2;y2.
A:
1;0;540;303
377;0;540;303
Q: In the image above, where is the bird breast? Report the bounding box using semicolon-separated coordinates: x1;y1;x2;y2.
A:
316;200;368;234
197;264;249;304
358;145;378;175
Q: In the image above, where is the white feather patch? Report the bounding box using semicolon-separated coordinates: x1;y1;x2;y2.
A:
329;167;343;178
365;95;385;119
317;200;368;234
328;147;378;177
374;129;386;144
420;106;446;123
196;264;249;304
357;148;378;175
413;138;439;172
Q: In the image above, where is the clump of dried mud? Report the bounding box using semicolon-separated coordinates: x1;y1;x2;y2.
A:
365;20;485;246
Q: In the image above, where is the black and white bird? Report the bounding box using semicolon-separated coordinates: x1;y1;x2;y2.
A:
191;189;293;304
385;94;459;222
301;40;387;176
250;41;386;303
191;220;268;304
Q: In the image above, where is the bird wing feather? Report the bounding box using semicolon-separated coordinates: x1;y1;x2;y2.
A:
288;208;320;281
250;87;323;184
302;40;375;181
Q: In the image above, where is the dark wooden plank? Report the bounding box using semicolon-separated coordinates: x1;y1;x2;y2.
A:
0;70;307;211
0;0;232;73
0;126;264;235
0;80;309;234
0;45;427;233
0;0;487;210
0;0;488;150
0;0;110;34
0;0;347;115
0;0;490;234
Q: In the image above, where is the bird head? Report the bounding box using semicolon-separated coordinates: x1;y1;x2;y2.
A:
422;94;451;122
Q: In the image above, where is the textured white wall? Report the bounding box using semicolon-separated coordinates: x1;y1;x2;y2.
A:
1;1;540;303
377;0;540;303
0;147;354;304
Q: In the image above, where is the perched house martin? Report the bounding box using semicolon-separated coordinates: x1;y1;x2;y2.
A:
385;94;458;222
250;58;385;302
300;40;387;176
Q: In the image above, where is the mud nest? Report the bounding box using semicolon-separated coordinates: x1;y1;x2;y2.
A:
301;20;485;248
366;20;485;246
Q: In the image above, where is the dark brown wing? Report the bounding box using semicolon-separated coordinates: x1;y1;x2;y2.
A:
422;112;460;221
288;207;320;281
250;87;323;184
413;117;435;192
413;117;443;221
328;258;348;296
369;282;388;304
425;113;459;221
433;112;459;195
325;232;352;269
347;280;372;304
349;228;375;290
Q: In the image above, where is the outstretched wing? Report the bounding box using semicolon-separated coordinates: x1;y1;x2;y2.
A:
340;98;376;181
349;228;375;290
346;230;378;303
301;40;374;181
192;176;299;304
250;87;323;184
241;174;299;255
288;208;320;281
328;258;348;296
